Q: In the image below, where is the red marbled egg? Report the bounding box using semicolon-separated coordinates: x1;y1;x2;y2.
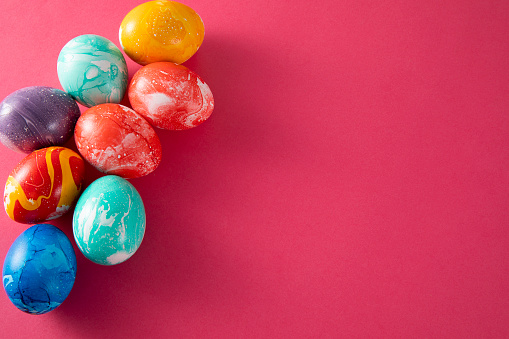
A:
4;147;85;224
74;103;162;179
128;62;214;130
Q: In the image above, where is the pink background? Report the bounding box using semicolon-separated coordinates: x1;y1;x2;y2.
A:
0;0;508;337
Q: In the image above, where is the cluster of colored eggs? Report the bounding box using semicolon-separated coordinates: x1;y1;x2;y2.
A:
1;1;213;314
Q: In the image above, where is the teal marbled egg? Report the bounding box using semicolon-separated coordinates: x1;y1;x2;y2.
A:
72;175;146;265
57;34;128;107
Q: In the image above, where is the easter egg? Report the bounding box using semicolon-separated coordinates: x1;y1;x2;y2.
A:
57;34;128;107
128;62;214;130
0;86;80;154
73;175;146;265
4;147;85;224
119;1;205;65
74;104;162;179
3;224;77;314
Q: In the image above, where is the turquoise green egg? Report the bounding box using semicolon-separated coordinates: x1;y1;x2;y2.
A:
57;34;128;107
72;175;146;265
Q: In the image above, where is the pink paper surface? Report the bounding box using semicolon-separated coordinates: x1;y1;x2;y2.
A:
0;0;508;337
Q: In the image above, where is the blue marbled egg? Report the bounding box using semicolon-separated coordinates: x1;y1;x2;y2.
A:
57;34;128;107
2;224;77;314
73;175;146;265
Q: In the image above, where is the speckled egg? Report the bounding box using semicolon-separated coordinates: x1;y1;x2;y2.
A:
128;62;214;130
119;1;205;65
74;103;162;179
0;86;80;153
4;147;85;224
73;175;146;265
3;224;77;314
57;34;128;107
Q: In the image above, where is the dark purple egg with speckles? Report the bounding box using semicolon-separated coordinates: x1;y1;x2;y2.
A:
0;86;80;153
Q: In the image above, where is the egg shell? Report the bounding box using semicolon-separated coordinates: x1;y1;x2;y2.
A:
73;175;146;265
0;86;80;154
3;224;77;314
128;62;214;130
74;103;162;179
4;147;85;224
57;34;128;107
119;0;205;65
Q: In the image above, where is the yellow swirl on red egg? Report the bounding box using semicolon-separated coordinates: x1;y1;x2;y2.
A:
4;147;85;223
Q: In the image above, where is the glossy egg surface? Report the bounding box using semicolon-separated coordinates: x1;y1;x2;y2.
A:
3;224;77;314
57;34;128;107
73;175;146;265
74;103;162;179
129;62;214;130
4;147;85;224
119;1;205;65
0;86;80;154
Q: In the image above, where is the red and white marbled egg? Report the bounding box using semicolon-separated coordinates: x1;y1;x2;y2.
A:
74;103;162;179
128;62;214;130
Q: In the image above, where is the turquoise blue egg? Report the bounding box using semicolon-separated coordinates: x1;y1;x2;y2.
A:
72;175;146;265
57;34;128;107
3;224;77;314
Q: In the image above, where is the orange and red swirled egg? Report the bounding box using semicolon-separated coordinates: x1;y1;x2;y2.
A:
74;104;162;179
129;62;214;130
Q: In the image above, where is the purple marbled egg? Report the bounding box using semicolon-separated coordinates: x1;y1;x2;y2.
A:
0;86;80;153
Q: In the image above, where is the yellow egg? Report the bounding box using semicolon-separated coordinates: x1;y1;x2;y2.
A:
119;1;205;65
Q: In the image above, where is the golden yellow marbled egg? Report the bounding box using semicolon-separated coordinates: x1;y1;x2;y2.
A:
119;1;205;65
